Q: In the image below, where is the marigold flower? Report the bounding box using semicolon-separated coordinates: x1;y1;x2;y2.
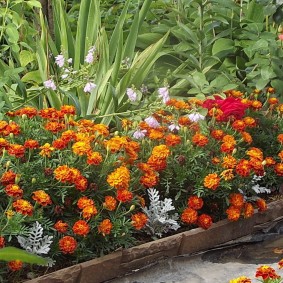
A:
82;205;97;220
226;206;241;221
140;172;159;188
0;236;5;248
148;128;165;140
39;143;55;158
265;157;276;166
241;131;252;144
24;139;40;149
107;166;130;190
268;97;279;105
151;144;170;159
232;120;246;132
98;219;113;236
131;212;148;230
203;173;220;190
188;196;203;210
255;265;280;280
4;184;23;198
116;189;133;203
229;276;251;283
74;176;88;191
1;170;16;185
44;121;66;133
212;157;221;164
0;138;9;149
13;199;33;216
197;214;212;230
211;129;225;140
178;116;190;126
59;236;77;254
61;130;76;142
72;141;92;156
251;100;262;110
181;208;198;224
243;202;254;218
235;159;251;177
54;165;80;183
229;193;244;209
192;133;209;147
72;220;90;236
243;116;256;128
165;134;182;147
103;196;117;211
6;121;21;136
246;147;263;161
17;106;37;118
54;220;68;233
222;135;236;145
256;198;267;212
87;151;103;165
278;104;283;113
104;136;127;153
8;144;25;158
274;163;283;176
278;259;283;269
147;155;167;171
32;190;52;206
60;105;76;115
52;138;68;150
77;197;94;210
220;169;234;180
92;123;109;137
8;260;23;271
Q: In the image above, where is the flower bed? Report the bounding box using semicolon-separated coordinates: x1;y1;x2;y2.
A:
0;87;283;282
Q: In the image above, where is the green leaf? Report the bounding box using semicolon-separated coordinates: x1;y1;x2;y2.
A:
6;25;19;44
19;50;34;67
27;0;42;8
21;70;42;84
0;247;47;265
212;38;235;58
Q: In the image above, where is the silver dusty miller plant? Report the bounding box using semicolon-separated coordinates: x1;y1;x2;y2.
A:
143;188;180;238
17;221;55;266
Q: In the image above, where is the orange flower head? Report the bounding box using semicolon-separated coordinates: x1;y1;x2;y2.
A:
77;197;94;210
8;260;23;271
54;165;80;183
268;97;279;105
140;172;159;188
107;166;130;190
147;155;167;171
98;219;113;236
39;143;55;157
211;129;225;140
220;142;235;154
52;138;68;150
188;196;203;210
241;131;253;144
24;139;40;149
229;276;251;283
116;189;133;203
13;199;33;216
197;214;212;230
74;176;88;192
39;108;58;119
275;163;283;176
17;106;38;118
229;193;244;209
256;198;267;212
72;141;92;156
212;157;221;165
131;212;148;230
203;173;220;190
265;157;276;167
232;120;246;132
226;206;241;221
243;116;256;127
246;147;263;161
72;220;90;236
44;121;66;133
278;259;283;269
1;170;16;185
255;265;280;280
151;144;170;159
181;208;198;224
6;121;21;136
222;155;237;169
32;190;52;206
61;130;76;143
277;134;283;144
243;202;254;218
0;138;9;149
220;169;234;181
59;236;77;254
165;134;182;147
8;144;25;158
0;236;5;248
54;220;68;233
104;136;128;153
192;133;209;147
60;105;76;115
87;151;103;165
82;205;98;220
235;159;251;177
4;184;23;198
103;196;117;211
278;104;283;113
251;100;262;110
148;128;165;140
92;124;109;137
178;116;190;126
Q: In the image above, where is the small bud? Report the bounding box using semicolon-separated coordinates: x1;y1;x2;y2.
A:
262;160;267;166
31;178;36;184
232;148;237;155
9;133;14;139
129;205;135;212
21;114;27;120
114;131;119;136
15;174;21;184
5;161;11;169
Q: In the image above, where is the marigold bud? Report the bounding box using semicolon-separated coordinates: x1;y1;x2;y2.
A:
31;178;36;184
5;161;11;169
129;205;135;212
15;174;21;184
21;114;27;120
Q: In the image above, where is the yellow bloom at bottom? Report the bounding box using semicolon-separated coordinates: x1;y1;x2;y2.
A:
229;276;251;283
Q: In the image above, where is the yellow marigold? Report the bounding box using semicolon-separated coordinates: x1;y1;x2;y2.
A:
131;213;148;230
39;143;55;158
222;155;237;169
103;196;117;211
226;206;241;221
72;141;92;156
32;190;52;206
192;133;209;147
246;147;263;161
229;193;244;209
104;136;127;153
203;173;220;190
98;219;113;236
87;151;103;165
181;208;198;224
151;144;170;159
107;166;130;190
13;199;33;216
229;276;251;283
220;169;234;181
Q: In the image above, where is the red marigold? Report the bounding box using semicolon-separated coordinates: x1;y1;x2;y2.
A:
256;198;267;212
98;219;113;236
255;265;280;280
103;196;117;211
107;166;130;190
241;131;253;144
52;138;68;150
131;212;148;230
116;189;133;203
140;172;159;188
32;190;52;206
59;236;77;254
226;206;241;221
8;260;23;271
232;120;246;132
82;205;97;220
87;151;103;165
0;236;5;248
1;170;16;185
275;163;283;176
243;202;254;218
165;134;182;147
197;214;212;230
4;184;23;198
203;173;220;190
211;129;225;140
24;139;40;149
77;197;94;210
74;176;88;191
235;159;251;177
6;122;21;136
54;220;68;233
72;220;90;236
188;196;203;210
8;144;25;158
192;133;209;147
181;208;198;224
229;193;244;209
13;199;33;216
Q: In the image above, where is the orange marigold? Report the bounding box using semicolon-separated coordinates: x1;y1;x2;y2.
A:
60;105;76;115
54;165;81;183
197;214;212;230
151;144;170;159
17;106;37;118
241;131;253;144
107;166;130;190
226;206;241;221
104;136;127;153
265;157;276;167
103;196;117;211
187;196;203;210
220;142;235;153
8;260;23;271
8;144;25;158
229;276;251;283
39;143;55;157
147;155;167;171
4;184;23;198
235;159;251;177
74;176;88;191
203;173;220;190
222;135;236;145
212;157;221;164
255;265;280;280
72;141;92;156
59;236;77;254
32;190;52;206
0;138;9;149
131;212;148;230
220;169;234;181
87;151;103;165
251;100;262;110
268;97;279;105
232;120;246;132
0;236;5;248
275;163;283;176
6;121;21;136
54;220;68;233
243;202;254;218
82;205;97;220
243;116;256;127
77;196;94;210
229;193;244;209
72;220;90;236
1;170;16;185
277;134;283;144
165;134;182;147
44;121;66;133
92;124;109;137
24;139;40;149
140;172;159;188
211;129;225;140
181;208;198;224
98;219;113;236
52;138;68;150
13;199;33;216
116;189;133;203
61;130;76;142
222;155;237;169
246;147;263;161
192;133;209;147
256;198;267;212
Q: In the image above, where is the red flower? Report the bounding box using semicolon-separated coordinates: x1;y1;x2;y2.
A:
59;236;77;254
197;214;213;229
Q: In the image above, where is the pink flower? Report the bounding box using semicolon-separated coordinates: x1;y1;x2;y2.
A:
278;34;283;41
144;116;160;128
126;88;137;102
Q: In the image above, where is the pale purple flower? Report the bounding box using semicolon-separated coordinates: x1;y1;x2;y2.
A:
144;116;160;128
168;123;180;132
55;54;65;68
44;79;56;91
187;113;205;123
61;69;70;79
133;129;147;139
83;82;97;93
67;58;73;64
158;87;170;104
85;46;96;64
126;88;137;102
